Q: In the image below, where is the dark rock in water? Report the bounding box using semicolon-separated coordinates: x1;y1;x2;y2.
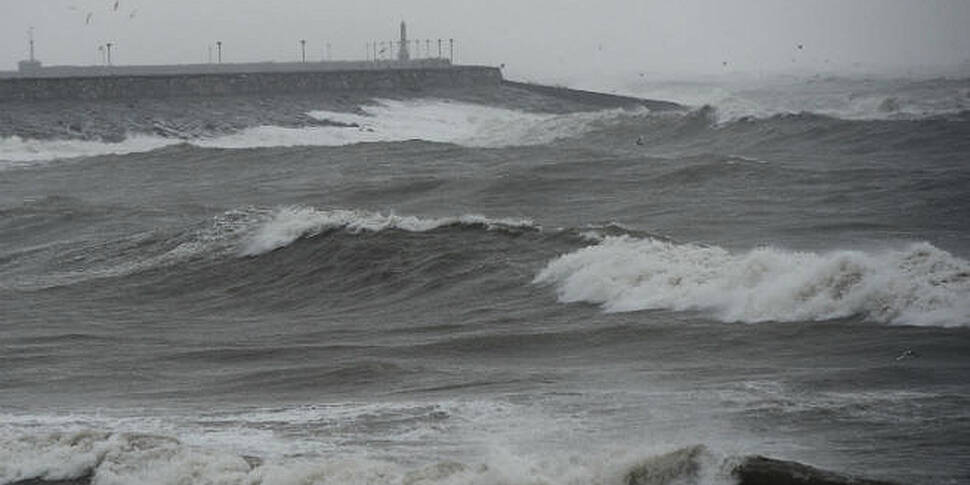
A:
734;456;898;485
242;454;263;469
8;469;93;485
624;448;899;485
624;445;708;485
403;461;468;485
878;97;900;113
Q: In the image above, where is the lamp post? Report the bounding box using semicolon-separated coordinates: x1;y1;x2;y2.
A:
300;39;307;63
105;42;113;66
216;41;222;63
28;27;35;62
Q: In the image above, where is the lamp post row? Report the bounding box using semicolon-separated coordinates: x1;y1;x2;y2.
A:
92;36;456;66
364;38;455;62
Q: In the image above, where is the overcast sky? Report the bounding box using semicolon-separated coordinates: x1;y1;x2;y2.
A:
3;0;969;83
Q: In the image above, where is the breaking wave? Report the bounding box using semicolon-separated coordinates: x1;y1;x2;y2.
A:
303;98;644;148
534;236;970;327
0;134;178;168
0;425;735;485
619;75;970;122
193;98;644;150
0;99;646;167
0;204;540;291
240;206;538;256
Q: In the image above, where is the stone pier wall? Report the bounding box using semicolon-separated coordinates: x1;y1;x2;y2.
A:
0;66;502;102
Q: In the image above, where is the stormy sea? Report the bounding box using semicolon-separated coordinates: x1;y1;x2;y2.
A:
1;74;969;485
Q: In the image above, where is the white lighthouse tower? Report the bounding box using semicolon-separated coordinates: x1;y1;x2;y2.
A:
397;21;410;61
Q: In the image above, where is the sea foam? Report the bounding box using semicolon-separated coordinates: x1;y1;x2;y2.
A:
534;236;970;327
301;98;639;148
0;134;177;168
0;427;733;485
1;99;641;167
196;98;635;150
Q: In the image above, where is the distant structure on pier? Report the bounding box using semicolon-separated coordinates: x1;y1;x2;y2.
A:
2;20;461;79
398;21;410;61
18;28;43;75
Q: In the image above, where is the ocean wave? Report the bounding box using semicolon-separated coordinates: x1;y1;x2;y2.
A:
196;98;645;150
0;99;649;167
534;236;970;327
1;205;541;293
5;97;965;172
0;425;737;485
240;206;538;256
303;98;648;148
1;424;899;485
0;134;178;168
621;76;970;123
0;208;260;291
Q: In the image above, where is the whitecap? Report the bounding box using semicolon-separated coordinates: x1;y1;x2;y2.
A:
239;206;537;256
534;236;970;327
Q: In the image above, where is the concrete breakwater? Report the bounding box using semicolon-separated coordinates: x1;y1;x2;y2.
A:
502;80;684;112
0;65;502;102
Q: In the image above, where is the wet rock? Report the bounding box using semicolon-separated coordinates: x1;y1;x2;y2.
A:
242;454;263;470
624;445;707;485
8;469;93;485
878;97;900;113
734;455;898;485
403;461;467;485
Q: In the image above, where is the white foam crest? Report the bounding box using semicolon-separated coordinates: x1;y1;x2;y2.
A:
0;430;115;483
0;135;177;169
0;393;753;485
292;98;636;148
2;99;636;168
240;206;537;256
2;99;645;167
534;237;970;327
620;76;970;122
0;428;734;485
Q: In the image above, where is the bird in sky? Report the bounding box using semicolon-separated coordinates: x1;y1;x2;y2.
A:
113;1;120;11
85;12;93;24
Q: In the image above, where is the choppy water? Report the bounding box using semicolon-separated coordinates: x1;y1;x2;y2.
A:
1;76;969;485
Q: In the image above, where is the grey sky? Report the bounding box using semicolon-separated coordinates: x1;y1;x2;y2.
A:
3;0;969;82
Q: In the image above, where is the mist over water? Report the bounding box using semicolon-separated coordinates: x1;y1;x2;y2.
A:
1;74;969;484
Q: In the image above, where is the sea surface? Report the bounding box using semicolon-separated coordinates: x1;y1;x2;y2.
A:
1;75;969;484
